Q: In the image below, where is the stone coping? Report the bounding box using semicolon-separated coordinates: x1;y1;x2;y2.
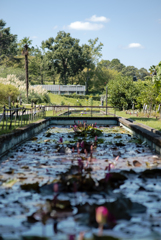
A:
0;119;49;144
119;117;161;149
1;116;161;158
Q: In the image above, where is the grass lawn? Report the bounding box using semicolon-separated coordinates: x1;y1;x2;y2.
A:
1;91;161;134
48;93;100;106
115;110;161;131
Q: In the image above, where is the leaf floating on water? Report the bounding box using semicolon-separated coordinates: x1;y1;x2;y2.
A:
2;179;17;188
5;168;14;174
133;160;142;167
145;162;151;168
21;182;39;192
127;161;132;167
44;139;50;143
31;137;38;141
45;132;51;137
21;166;29;169
22;236;49;240
115;142;125;147
114;135;122;139
146;162;158;168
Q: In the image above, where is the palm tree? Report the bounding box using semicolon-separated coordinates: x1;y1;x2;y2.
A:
18;37;32;103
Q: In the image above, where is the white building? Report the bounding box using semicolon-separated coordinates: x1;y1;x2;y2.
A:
34;85;86;95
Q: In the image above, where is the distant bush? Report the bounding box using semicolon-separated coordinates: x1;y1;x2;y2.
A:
61;101;65;106
63;94;100;101
0;83;19;105
0;75;50;104
75;100;82;106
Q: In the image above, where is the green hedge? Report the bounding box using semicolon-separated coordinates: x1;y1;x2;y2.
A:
63;94;100;101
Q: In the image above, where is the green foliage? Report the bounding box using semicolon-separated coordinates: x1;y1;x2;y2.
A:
88;96;93;106
0;83;19;104
29;44;49;85
135;80;157;109
153;61;161;93
0;65;25;79
75;100;82;106
0;75;50;104
63;94;100;101
108;75;139;110
88;37;103;64
99;59;150;81
43;31;91;85
0;19;17;65
61;101;65;106
18;37;33;54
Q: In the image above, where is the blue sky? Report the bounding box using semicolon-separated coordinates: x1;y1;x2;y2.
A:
1;0;161;70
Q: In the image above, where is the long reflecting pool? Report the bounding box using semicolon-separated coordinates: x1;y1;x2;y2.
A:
0;123;161;240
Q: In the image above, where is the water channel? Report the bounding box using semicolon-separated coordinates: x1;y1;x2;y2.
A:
0;123;161;240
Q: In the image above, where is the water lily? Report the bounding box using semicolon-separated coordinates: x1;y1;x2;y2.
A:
115;155;120;161
96;206;108;226
84;149;88;157
105;172;111;182
90;145;93;152
53;183;59;193
59;137;63;143
69;235;75;240
80;141;84;149
78;159;84;172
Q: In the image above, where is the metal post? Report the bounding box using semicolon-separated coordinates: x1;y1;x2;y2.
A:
16;104;18;119
2;106;5;130
106;86;108;115
9;96;11;120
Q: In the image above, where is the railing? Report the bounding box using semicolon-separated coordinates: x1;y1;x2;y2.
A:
0;105;45;131
44;105;117;117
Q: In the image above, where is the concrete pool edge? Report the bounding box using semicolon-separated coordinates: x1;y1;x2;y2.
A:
1;116;161;158
0;118;50;158
119;117;161;154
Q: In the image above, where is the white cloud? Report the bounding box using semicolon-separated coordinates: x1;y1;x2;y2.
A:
68;21;104;30
31;36;37;39
53;25;58;30
87;15;110;23
158;19;161;24
127;43;144;49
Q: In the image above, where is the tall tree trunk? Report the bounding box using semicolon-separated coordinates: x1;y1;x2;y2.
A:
41;74;43;84
86;69;89;94
25;54;29;103
53;76;55;84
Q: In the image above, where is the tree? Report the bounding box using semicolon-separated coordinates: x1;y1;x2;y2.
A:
153;61;161;93
99;59;125;72
29;43;49;85
84;38;103;93
135;80;157;110
18;37;33;103
108;75;139;110
88;37;103;65
0;19;17;65
0;83;19;105
149;65;156;75
43;31;90;85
